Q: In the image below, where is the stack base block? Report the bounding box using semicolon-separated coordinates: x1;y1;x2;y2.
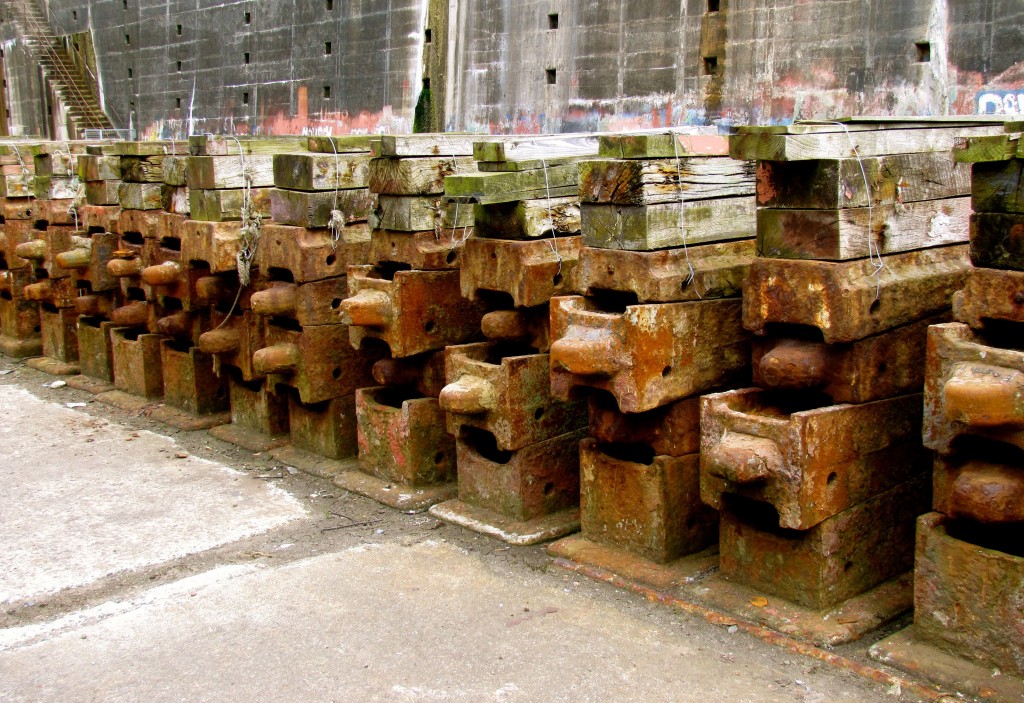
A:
66;318;117;393
430;499;580;547
272;393;357;479
208;375;289;452
0;336;42;358
0;296;42;358
548;536;718;591
148;342;230;431
96;328;165;411
24;306;80;375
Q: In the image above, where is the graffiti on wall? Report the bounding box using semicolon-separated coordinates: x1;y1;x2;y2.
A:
977;90;1024;115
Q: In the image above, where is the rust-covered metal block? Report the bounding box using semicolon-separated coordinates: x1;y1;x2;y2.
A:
0;266;37;299
2;197;34;222
480;306;551;352
256;222;370;282
250;278;348;327
718;475;929;611
969;212;1024;271
116;208;162;239
580;439;717;564
79;204;121;235
287;393;357;461
932;450;1024;526
23;277;78;309
953;266;1024;330
460;236;582;308
33;197;78;226
587;392;701;458
255;322;381;404
0;295;42;358
76;317;117;384
369;229;464;271
58;231;119;293
576;238;756;303
743;244;971;343
910;512;1024;678
208;374;290;452
159;340;229;417
111;327;164;399
441;342;586;451
371;350;447;397
199;310;266;382
701;389;929;530
75;291;121;319
355;387;455;486
1;219;36;269
343;266;486;358
38;305;79;364
180;220;242;273
752;314;946;404
924;322;1024;454
14;225;77;278
550;295;749;413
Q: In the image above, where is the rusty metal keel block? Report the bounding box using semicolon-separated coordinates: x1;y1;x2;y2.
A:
2;198;34;222
34;197;78;226
587;393;700;458
344;266;486;358
60;232;119;292
480;306;551;352
550;296;749;413
743;244;971;343
75;318;117;385
932;450;1024;525
180;220;242;272
953;266;1024;329
371;351;447;397
1;219;36;269
460;236;582;308
441;342;586;451
38;305;79;365
719;475;929;611
257;223;370;282
701;389;929;530
0;267;36;298
576;238;755;303
158;340;229;419
250;278;348;327
110;327;164;399
580;439;717;564
79;204;121;235
208;374;290;453
924;322;1024;453
286;393;357;462
199;310;265;382
15;225;77;278
370;229;463;270
23;277;78;308
256;322;381;405
0;295;41;357
752;314;947;404
116;209;162;239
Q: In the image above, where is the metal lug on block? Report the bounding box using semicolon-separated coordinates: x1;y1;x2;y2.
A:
549;335;623;376
253;343;301;375
141;261;182;286
341;289;392;327
155;311;192;338
110;301;150;327
943;363;1024;427
251;283;298;317
948;461;1024;524
439;375;497;415
14;239;47;260
108;257;143;278
55;241;93;269
705;433;782;484
199;328;242;355
758;339;828;390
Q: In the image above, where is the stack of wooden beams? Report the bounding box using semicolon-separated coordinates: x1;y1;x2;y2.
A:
0;141;41;359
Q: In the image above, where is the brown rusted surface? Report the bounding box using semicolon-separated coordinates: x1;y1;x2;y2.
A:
251;277;348;327
932;452;1024;524
116;208;162;239
460;236;582;308
2;197;34;222
344;266;486;358
109;300;150;328
107;256;144;279
33;197;77;226
60;232;119;293
79;204;121;235
577;239;755;303
38;306;79;364
924;322;1024;454
157;340;228;417
23;277;78;308
454;427;585;523
1;219;36;269
701;389;929;530
548;535;719;591
753;314;947;404
180;220;241;272
911;512;1024;678
0;267;35;298
75;293;119;318
155;311;204;343
743;244;971;343
369;229;463;271
718;475;928;611
199;310;265;382
480;306;551;352
111;327;164;399
953;266;1024;329
970;212;1024;271
141;260;182;286
587;393;700;458
371;351;447;397
255;322;382;404
580;440;717;564
441;342;586;451
15;225;77;279
355;386;455;486
256;222;370;282
550;295;749;413
0;295;41;357
287;393;357;461
75;317;116;383
208;373;290;451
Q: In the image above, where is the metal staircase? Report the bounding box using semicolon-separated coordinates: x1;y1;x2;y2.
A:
7;0;115;133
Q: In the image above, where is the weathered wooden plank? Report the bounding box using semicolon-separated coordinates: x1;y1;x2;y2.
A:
376;134;481;157
581;198;756;251
730;125;1008;161
473;197;581;239
757;197;972;261
598;132;730;158
117;182;163;210
269;187;373;228
369;156;474;195
120;155;167;183
272;152;371;191
375;195;475;231
735;117;1024;135
0;174;34;198
187;154;276;189
475;156;584;172
162;155;189;186
85;180;121;205
162;185;191;215
756;152;971;209
188;187;273;222
579;157;755;204
972;159;1024;214
106;141;181;156
954;133;1021;163
970;212;1024;271
444;163;578;203
188;135;308;156
474;134;598;163
34;151;77;177
33;175;83;200
78;154;121;181
306;135;376;153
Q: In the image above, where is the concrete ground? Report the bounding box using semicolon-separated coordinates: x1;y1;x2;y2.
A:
0;358;906;703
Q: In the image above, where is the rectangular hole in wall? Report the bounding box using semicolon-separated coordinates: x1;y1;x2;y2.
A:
123;0;128;8
244;11;251;24
422;78;430;90
244;52;250;64
915;41;931;63
176;24;182;36
127;67;133;78
72;10;77;20
325;41;332;55
707;0;720;11
424;28;432;44
242;92;249;105
548;13;558;30
176;97;181;109
326;0;333;9
125;34;131;45
323;85;331;99
176;60;182;72
703;56;718;74
546;68;557;85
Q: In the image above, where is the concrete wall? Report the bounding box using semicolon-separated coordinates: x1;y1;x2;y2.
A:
4;0;1024;137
